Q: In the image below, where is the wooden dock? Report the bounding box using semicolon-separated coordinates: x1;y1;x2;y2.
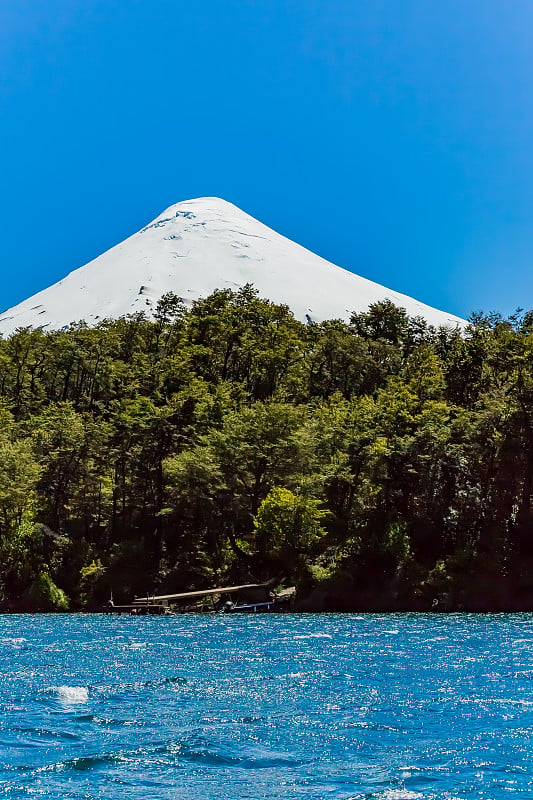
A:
103;581;294;615
133;582;271;604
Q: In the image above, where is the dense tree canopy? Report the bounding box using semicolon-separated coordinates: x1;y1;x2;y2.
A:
1;287;532;611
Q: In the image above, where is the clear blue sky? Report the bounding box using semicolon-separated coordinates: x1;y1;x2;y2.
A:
2;0;533;319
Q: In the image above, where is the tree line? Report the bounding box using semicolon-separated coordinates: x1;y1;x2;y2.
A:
1;285;532;611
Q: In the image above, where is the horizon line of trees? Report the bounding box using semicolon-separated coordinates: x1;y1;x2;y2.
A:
1;284;533;611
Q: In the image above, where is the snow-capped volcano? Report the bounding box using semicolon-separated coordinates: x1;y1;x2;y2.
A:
0;197;465;336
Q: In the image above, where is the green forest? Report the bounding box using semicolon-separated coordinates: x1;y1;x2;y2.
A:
1;285;533;612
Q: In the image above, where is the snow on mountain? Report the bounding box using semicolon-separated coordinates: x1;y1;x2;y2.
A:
0;197;465;337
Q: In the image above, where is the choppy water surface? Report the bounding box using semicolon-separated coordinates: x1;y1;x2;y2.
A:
1;613;533;799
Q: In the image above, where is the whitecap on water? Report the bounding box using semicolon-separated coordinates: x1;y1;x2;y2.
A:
50;686;89;704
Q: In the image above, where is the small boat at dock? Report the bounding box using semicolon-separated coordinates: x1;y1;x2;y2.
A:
123;583;295;615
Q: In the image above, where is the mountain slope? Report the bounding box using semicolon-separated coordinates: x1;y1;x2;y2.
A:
0;197;465;336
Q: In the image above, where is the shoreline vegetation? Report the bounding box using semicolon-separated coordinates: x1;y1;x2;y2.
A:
1;286;533;613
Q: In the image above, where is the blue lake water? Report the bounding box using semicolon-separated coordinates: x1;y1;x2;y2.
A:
1;613;533;799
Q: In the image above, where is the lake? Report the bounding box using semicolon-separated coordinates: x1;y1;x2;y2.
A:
1;613;532;799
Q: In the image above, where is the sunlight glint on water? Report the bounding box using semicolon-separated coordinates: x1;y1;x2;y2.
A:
1;613;532;799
